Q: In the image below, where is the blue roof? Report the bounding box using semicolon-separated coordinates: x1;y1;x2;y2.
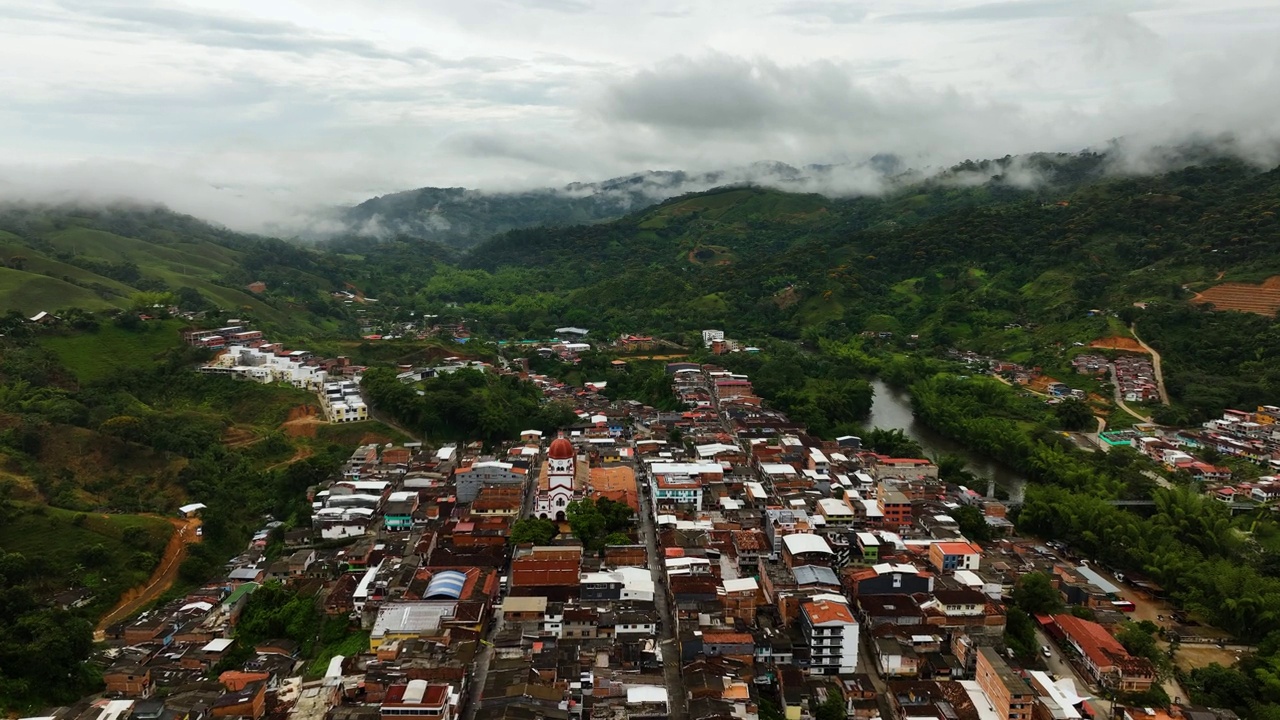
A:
425;570;467;599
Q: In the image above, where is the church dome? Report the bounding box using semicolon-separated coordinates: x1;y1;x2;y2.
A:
547;437;575;460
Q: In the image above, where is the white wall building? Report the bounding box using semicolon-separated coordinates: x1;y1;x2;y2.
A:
800;595;860;675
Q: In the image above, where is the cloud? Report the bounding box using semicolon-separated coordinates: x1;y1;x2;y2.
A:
774;1;871;25
1;0;1279;233
875;0;1162;24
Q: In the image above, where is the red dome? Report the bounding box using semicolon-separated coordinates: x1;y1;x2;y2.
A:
547;437;575;460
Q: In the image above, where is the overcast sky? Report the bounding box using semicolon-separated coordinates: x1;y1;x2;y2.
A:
2;0;1279;230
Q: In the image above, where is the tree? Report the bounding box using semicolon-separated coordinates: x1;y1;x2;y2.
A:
1054;399;1094;430
511;517;558;545
604;532;632;546
567;499;607;551
952;504;993;543
1011;572;1063;616
814;691;847;720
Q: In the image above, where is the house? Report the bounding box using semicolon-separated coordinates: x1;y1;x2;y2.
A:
380;680;456;720
874;636;919;678
1049;614;1156;692
975;647;1034;720
212;680;267;719
103;663;153;698
929;541;983;573
800;596;860;675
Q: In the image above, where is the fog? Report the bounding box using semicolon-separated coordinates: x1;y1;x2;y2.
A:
1;0;1278;234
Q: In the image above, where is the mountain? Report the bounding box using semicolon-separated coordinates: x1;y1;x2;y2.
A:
0;204;351;333
336;159;910;248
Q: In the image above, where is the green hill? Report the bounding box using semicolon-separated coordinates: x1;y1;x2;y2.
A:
0;206;346;333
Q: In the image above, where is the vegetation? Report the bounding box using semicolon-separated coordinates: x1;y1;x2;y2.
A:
566;497;635;552
511;517;559;545
0;318;347;710
360;366;578;445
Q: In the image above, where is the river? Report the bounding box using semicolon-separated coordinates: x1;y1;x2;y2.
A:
866;379;1027;501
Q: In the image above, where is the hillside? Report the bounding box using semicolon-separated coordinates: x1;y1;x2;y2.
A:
338;160;902;248
0;205;347;334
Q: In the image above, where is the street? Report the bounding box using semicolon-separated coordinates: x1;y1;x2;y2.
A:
637;464;689;720
1036;627;1115;719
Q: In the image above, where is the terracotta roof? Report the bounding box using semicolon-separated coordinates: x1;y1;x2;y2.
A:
731;530;766;552
933;541;982;556
702;632;755;645
1052;613;1134;670
803;599;855;625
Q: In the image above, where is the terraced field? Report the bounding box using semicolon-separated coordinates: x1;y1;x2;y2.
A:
1192;276;1280;317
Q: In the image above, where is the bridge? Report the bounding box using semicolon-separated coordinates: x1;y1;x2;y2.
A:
1107;499;1257;513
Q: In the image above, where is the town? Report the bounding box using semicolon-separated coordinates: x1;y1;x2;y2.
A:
41;324;1257;720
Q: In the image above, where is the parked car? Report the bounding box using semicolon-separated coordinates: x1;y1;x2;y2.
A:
1042;645;1053;658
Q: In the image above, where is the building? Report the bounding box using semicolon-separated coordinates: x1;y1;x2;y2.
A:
380;680;456;720
455;460;528;503
536;437;579;520
975;647;1034;720
800;596;860;675
930;541;983;573
103;664;153;698
1049;614;1156;693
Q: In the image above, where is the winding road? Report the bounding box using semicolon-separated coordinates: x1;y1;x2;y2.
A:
94;516;203;640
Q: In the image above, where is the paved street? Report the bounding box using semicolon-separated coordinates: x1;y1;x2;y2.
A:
1036;627;1115;719
637;464;689;720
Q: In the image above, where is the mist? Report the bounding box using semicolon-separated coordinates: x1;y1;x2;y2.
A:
2;1;1279;236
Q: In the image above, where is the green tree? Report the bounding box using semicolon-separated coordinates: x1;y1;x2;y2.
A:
1053;399;1094;431
1011;572;1063;616
815;691;847;720
511;517;558;545
567;498;607;551
604;532;632;546
952;504;993;543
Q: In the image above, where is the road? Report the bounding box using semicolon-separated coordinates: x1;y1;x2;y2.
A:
460;613;501;720
637;464;689;720
1036;627;1116;719
95;516;202;640
1109;363;1152;423
461;464;534;720
1129;324;1170;406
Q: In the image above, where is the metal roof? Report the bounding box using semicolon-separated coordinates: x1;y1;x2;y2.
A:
424;570;467;599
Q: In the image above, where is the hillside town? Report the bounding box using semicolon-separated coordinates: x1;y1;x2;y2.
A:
51;343;1252;720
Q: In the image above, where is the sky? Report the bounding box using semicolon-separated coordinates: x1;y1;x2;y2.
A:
1;0;1279;231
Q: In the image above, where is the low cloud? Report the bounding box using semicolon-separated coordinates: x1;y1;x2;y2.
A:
1;1;1279;234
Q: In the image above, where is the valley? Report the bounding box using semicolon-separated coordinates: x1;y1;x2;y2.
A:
0;152;1277;720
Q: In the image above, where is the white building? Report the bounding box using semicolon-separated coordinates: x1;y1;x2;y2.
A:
199;344;329;389
536;436;579;520
702;329;725;348
800;595;860;675
321;380;368;423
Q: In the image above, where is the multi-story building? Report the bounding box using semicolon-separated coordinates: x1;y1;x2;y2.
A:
976;647;1035;720
800;596;860;675
929;541;983;572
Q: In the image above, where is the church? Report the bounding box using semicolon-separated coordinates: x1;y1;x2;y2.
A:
536;435;584;521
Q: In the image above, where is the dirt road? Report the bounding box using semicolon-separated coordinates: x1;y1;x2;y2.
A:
95;516;202;639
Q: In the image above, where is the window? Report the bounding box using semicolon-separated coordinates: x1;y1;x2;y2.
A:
556;497;566;507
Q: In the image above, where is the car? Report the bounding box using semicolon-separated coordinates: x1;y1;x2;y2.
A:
1042;645;1053;658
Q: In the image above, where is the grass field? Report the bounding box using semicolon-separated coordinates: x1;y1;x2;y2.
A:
40;320;185;382
0;267;124;313
314;420;411;446
0;503;173;615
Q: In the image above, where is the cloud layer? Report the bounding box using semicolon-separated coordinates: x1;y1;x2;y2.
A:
1;0;1278;232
